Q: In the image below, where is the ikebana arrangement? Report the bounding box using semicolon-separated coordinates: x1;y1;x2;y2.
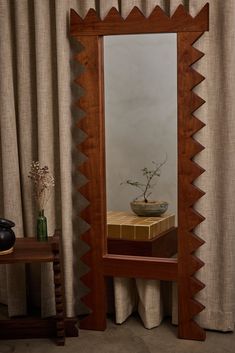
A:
28;161;55;241
121;156;168;217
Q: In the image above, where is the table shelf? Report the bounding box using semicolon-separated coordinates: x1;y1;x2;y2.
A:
0;231;78;345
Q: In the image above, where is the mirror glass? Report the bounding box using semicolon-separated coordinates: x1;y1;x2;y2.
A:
104;34;177;259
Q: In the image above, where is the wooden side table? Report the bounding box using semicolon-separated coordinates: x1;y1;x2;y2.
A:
107;212;177;257
0;230;77;345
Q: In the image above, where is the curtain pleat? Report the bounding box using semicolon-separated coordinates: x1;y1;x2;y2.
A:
0;0;26;317
0;0;234;331
99;0;119;19
13;0;37;235
188;0;235;331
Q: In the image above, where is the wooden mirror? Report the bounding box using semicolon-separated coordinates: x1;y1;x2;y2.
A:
70;4;209;341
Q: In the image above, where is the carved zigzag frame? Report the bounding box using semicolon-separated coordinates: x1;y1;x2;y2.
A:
177;30;207;340
70;4;209;340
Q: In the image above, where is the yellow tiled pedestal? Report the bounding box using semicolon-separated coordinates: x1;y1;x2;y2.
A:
107;211;177;257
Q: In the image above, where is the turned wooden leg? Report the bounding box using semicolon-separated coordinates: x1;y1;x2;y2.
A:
52;236;65;345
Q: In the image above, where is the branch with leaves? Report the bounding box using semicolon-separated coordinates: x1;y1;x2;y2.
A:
121;155;167;203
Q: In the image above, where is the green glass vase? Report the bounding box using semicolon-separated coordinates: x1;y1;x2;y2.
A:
37;209;48;241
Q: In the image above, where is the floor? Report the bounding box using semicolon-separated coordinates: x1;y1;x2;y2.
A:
0;316;234;353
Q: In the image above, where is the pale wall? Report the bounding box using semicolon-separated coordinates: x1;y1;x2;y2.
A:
104;34;177;217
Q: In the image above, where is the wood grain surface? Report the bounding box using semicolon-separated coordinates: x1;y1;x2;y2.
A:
0;232;78;344
71;3;209;340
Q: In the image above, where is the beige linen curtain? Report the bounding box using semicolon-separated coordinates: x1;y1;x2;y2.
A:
0;0;234;332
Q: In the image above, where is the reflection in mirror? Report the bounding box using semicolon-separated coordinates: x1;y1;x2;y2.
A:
104;34;177;258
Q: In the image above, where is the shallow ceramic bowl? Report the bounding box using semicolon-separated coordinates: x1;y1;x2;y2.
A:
130;200;168;217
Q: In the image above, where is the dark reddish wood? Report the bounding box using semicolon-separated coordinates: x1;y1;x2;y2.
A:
0;237;55;263
0;233;78;344
108;227;177;257
103;255;177;281
51;232;66;345
70;4;209;36
75;35;107;331
177;31;207;340
70;4;209;341
0;318;78;341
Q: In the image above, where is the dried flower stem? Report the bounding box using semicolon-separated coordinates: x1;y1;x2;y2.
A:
28;161;55;211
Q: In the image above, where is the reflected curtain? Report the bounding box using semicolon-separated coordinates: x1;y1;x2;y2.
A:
0;0;235;331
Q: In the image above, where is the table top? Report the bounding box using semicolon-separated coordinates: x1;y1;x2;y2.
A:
0;236;59;264
107;211;175;240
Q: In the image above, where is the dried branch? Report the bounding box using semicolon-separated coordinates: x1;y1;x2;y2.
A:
121;155;167;203
28;161;55;211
